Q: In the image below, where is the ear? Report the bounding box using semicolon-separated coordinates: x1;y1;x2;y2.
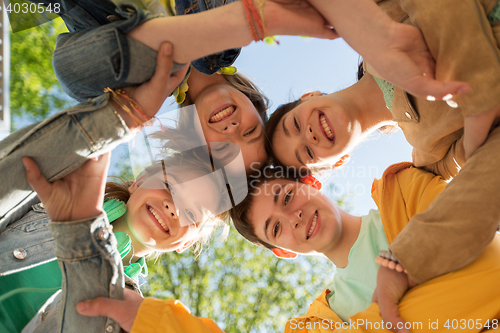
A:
333;154;350;168
128;175;147;194
271;248;298;259
300;91;322;101
175;239;196;254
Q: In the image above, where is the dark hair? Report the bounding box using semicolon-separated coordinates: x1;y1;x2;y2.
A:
264;99;303;167
230;166;299;250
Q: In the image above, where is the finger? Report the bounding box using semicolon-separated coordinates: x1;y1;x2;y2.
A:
378;292;410;333
95;152;112;173
380;258;390;268
76;296;139;332
165;63;190;95
410;76;471;102
123;288;145;301
149;42;179;97
22;157;53;202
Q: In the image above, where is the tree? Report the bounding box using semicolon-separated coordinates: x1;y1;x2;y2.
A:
10;17;71;130
144;227;336;333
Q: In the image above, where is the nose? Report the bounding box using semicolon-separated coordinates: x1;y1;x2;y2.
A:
304;124;318;144
163;200;179;220
289;210;303;229
222;121;239;134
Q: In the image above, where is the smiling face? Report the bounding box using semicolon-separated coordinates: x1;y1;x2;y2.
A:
125;168;221;253
271;92;361;170
194;83;268;171
248;179;344;256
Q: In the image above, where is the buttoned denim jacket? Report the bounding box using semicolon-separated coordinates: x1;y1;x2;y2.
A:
0;203;125;333
0;94;134;232
0;93;132;332
50;0;240;101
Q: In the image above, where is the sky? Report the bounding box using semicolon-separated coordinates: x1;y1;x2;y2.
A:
107;35;414;216
220;36;413;215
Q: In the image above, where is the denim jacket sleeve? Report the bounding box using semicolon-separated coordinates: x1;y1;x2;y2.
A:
53;1;240;101
48;215;124;333
0;204;55;276
0;94;134;233
175;0;241;75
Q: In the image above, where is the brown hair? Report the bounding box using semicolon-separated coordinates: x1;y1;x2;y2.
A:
264;62;396;172
152;72;270;155
230;166;299;251
264;99;303;167
182;72;269;124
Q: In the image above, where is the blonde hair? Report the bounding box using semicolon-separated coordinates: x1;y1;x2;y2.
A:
105;150;231;255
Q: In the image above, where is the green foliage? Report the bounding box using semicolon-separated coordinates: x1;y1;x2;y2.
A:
144;227;336;332
10;17;71;130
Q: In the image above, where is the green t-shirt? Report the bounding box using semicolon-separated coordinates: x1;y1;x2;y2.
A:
0;261;62;333
327;210;389;322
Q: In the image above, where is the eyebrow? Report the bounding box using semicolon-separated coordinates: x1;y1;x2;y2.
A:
282;116;290;137
264;185;283;240
248;127;264;144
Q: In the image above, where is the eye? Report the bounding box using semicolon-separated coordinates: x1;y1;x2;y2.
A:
244;126;257;136
306;146;313;159
273;221;280;237
284;190;292;205
185;209;196;223
293;117;300;131
163;181;175;194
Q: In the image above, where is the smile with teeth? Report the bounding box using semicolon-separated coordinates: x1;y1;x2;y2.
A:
320;114;334;140
209;106;235;123
307;211;318;239
148;206;169;233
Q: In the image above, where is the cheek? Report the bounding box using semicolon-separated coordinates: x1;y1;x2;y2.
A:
199;124;222;143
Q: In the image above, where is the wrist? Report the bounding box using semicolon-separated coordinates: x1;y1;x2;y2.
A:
107;89;149;131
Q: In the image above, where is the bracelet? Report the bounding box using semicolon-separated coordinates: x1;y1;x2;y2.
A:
104;87;165;133
242;0;261;41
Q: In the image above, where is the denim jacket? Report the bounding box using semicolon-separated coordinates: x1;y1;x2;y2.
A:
0;94;134;232
0;202;125;333
175;0;241;75
51;0;240;101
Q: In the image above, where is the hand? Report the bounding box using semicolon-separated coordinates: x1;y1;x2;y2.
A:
375;256;406;273
76;288;144;333
372;267;417;333
366;23;471;101
464;105;500;160
113;42;190;126
23;153;111;222
265;0;339;40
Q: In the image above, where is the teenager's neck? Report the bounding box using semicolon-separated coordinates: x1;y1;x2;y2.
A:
334;74;393;136
186;68;227;101
323;211;362;268
112;214;152;263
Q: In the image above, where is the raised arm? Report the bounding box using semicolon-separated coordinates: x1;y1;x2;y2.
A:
305;0;470;101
